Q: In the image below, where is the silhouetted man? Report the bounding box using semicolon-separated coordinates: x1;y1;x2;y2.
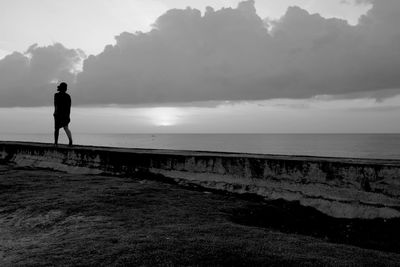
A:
54;82;73;146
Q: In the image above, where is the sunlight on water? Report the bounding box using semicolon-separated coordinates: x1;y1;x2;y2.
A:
145;107;182;127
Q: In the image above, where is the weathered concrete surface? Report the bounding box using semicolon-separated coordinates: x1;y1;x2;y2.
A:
1;141;400;219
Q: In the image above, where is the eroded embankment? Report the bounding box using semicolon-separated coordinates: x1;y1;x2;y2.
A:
1;164;400;266
1;141;400;219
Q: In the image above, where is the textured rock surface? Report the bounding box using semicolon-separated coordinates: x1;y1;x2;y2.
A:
1;141;400;219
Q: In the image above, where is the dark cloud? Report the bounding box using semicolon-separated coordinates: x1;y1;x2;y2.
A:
1;0;400;106
75;1;272;105
0;43;84;107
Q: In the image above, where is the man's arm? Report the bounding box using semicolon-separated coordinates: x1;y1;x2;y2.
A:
53;94;58;116
67;94;71;116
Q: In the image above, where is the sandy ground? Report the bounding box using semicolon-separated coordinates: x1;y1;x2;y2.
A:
1;163;400;266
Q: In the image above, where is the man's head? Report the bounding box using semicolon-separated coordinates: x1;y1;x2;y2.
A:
57;82;68;92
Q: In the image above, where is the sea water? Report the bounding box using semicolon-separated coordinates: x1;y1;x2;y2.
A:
1;133;400;160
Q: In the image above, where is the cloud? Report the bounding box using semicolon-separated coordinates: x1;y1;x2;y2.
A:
73;0;400;105
0;48;11;60
0;43;85;107
75;1;272;105
267;1;400;96
1;0;400;107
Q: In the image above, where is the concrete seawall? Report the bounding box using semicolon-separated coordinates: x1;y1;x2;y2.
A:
1;141;400;219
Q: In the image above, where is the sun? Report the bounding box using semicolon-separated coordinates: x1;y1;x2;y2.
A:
147;107;181;127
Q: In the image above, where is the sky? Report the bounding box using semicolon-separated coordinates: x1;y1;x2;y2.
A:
0;0;371;57
1;0;400;133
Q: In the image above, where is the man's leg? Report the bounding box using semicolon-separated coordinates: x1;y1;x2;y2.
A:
54;128;59;146
63;126;73;146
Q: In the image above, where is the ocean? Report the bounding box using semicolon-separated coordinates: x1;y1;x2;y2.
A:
1;133;399;160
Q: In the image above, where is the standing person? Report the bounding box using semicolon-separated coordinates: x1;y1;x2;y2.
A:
54;82;73;146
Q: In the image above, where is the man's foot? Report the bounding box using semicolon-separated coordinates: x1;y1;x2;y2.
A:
68;142;73;147
54;143;58;148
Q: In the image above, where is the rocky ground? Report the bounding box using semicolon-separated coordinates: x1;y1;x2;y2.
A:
1;163;400;266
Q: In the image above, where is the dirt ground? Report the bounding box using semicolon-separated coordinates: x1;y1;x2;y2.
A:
1;163;400;266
